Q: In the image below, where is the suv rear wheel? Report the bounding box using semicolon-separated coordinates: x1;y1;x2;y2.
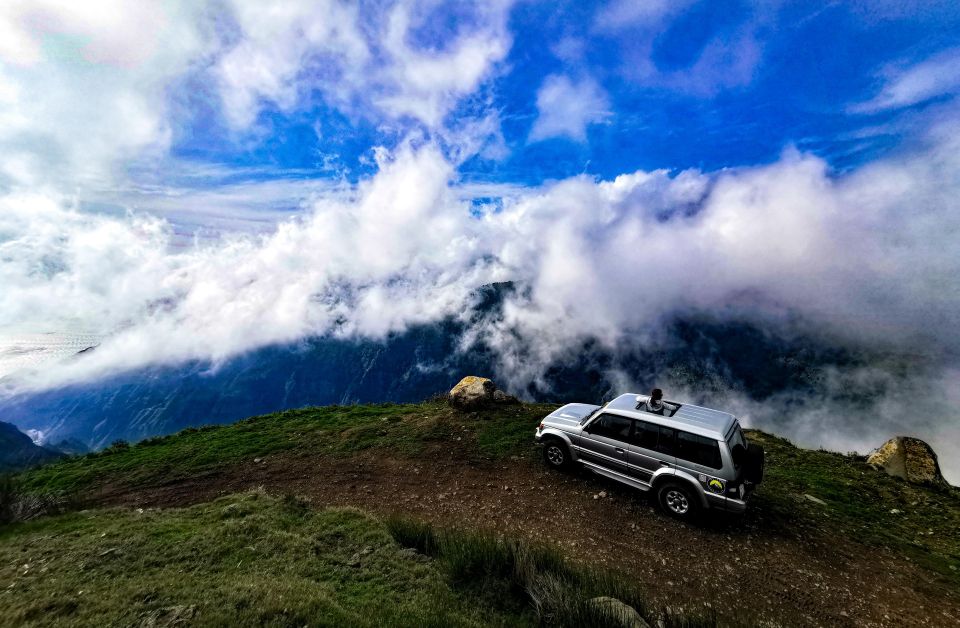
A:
543;439;572;470
657;482;700;520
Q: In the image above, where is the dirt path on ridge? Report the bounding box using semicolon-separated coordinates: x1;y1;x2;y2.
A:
89;445;960;628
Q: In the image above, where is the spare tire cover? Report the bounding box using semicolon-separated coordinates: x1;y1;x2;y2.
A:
746;443;764;484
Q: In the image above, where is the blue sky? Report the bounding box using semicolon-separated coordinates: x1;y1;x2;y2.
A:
157;1;960;185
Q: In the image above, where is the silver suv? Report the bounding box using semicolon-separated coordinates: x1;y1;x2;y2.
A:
535;393;764;519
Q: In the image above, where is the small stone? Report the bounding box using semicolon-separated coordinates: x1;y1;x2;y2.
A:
890;508;901;514
586;596;650;627
254;458;262;464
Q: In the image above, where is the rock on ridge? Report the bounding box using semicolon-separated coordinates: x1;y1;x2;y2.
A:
448;376;519;409
867;436;946;485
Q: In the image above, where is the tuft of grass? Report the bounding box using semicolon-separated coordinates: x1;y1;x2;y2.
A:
385;514;438;556
386;515;727;627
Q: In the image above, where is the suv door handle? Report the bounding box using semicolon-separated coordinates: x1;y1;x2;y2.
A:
615;448;625;454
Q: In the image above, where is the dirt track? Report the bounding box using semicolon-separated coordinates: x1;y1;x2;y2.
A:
90;445;960;627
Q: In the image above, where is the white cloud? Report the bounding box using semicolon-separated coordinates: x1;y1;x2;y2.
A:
0;1;513;190
529;74;610;142
215;0;512;130
215;1;370;129
594;0;772;97
2;118;959;392
594;0;694;31
0;1;207;188
852;48;960;113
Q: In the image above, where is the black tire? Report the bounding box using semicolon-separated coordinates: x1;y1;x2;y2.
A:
542;439;572;470
745;444;765;484
656;481;701;520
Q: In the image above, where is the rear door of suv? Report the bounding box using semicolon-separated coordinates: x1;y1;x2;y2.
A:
627;419;677;483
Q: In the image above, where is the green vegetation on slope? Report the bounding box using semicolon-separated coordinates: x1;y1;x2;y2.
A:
747;431;960;582
0;491;527;627
15;401;557;497
1;491;720;627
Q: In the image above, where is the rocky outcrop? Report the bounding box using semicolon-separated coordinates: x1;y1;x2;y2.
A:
867;437;946;485
448;376;519;409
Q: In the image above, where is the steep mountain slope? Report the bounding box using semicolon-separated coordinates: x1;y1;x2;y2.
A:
0;421;63;472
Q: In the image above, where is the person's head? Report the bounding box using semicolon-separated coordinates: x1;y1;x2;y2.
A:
650;388;663;402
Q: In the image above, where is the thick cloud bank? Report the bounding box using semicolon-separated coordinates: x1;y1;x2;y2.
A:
2;122;960;481
2;133;956;387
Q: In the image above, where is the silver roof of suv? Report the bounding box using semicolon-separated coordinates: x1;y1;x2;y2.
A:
604;393;737;440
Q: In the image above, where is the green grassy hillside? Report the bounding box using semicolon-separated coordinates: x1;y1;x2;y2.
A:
1;489;724;627
12;401;959;576
3;400;959;626
1;492;512;627
12;401;557;497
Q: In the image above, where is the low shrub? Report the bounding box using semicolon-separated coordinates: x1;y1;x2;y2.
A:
105;439;130;453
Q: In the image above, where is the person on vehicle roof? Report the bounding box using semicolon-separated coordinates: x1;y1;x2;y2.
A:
636;388;677;416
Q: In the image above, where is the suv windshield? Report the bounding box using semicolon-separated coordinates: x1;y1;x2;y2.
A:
580;406;603;425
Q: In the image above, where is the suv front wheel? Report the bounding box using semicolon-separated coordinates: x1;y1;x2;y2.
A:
657;482;700;520
542;439;572;470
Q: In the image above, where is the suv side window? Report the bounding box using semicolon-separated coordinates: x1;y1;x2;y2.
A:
587;414;632;442
656;426;675;455
631;420;659;450
675;431;723;469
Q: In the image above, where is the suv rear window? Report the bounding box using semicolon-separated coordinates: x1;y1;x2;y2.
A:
675;431;722;469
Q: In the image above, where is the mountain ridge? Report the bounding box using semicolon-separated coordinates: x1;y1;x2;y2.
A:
0;421;64;472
